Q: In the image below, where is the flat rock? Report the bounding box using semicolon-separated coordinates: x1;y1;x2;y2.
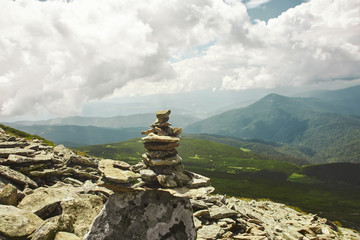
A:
67;155;98;167
0;148;35;158
140;169;157;182
98;159;139;184
143;142;179;151
0;165;38;188
61;194;104;238
18;183;80;218
146;149;177;159
197;224;222;239
142;154;182;166
113;160;131;169
186;172;211;188
162;186;215;198
0;141;27;148
190;199;208;210
0;153;53;165
142;133;180;143
208;206;238;219
84;190;196;240
31;215;74;240
55;232;81;240
30;168;64;178
0;205;43;238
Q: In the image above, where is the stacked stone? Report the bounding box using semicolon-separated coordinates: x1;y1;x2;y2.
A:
140;110;192;188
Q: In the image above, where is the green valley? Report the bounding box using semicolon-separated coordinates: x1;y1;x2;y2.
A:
76;136;360;230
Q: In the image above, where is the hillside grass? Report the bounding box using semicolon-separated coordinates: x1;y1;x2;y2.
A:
0;124;55;146
76;137;360;230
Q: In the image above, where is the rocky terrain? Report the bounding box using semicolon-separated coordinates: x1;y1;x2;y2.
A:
0;112;359;239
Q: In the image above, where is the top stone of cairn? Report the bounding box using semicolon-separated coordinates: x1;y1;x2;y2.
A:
156;110;171;121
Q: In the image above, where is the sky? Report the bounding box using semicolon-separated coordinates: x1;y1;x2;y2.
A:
0;0;359;120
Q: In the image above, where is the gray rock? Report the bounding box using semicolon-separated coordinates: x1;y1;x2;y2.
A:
0;205;43;238
190;199;208;210
0;165;38;188
142;154;182;166
61;194;103;238
55;232;81;240
140;169;157;182
146;149;177;159
164;186;215;198
130;162;147;173
18;183;79;218
0;183;18;205
98;159;139;184
84;190;196;240
113;160;131;169
66;155;98;167
207;206;238;219
63;177;84;187
186;172;211;188
197;224;222;239
156;110;171;120
0;154;54;165
157;174;178;188
143;142;179;151
0;141;27;148
31;215;74;240
0;148;35;158
142;133;180;143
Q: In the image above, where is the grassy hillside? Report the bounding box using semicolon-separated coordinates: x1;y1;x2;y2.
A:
184;134;310;165
76;137;360;230
185;94;360;163
0;124;55;146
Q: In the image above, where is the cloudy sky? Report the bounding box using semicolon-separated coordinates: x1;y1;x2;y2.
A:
0;0;359;120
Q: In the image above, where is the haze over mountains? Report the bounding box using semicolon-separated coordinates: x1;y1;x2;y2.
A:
2;85;360;163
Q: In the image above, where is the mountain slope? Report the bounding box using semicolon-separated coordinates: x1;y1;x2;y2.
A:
185;94;360;163
8;113;199;129
6;125;144;147
311;84;360;116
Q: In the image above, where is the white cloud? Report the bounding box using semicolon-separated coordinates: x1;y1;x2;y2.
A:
0;0;359;118
220;0;360;90
246;0;272;9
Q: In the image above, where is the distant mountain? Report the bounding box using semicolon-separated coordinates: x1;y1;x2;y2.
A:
185;94;360;163
8;113;199;129
310;84;360;116
183;134;310;165
6;125;144;147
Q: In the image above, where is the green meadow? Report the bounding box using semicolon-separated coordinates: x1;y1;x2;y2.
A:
76;136;360;230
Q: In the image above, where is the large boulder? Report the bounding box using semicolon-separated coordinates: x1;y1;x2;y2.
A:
30;215;74;240
0;183;18;206
0;165;38;188
18;183;80;218
84;190;196;240
61;194;104;238
0;205;43;238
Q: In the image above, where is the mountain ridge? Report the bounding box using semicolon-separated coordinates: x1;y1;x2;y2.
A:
185;93;360;163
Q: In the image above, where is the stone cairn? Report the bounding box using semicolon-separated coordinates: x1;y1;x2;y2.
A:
139;110;210;189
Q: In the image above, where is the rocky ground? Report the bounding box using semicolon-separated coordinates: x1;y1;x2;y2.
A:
0;126;359;239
